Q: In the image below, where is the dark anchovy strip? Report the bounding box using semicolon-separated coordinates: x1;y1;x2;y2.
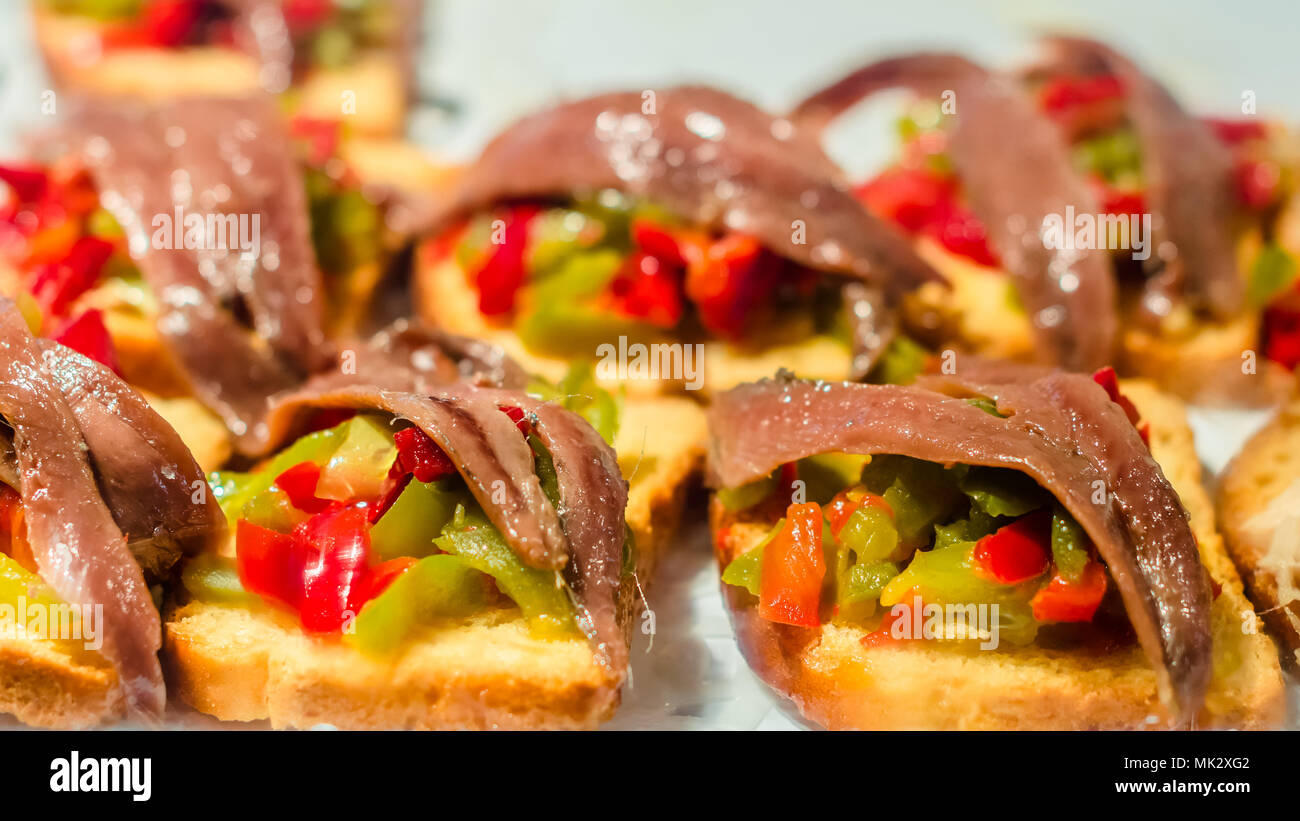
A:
70;95;328;451
261;381;630;674
1041;37;1244;320
793;54;1118;372
263;385;570;570
0;302;167;718
707;369;1212;724
429;86;942;298
38;341;223;579
841;281;897;379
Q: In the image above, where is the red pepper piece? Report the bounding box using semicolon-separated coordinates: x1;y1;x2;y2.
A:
1030;560;1108;622
1089;176;1147;217
685;233;781;340
1040;74;1124;113
856;167;955;234
289;116;343;167
370;461;412;524
922;199;999;268
608;251;684;328
474;205;538;316
1234;159;1282;210
53;309;122;375
501;405;530;434
1263;306;1300;369
0;164;49;203
758;502;827;627
366;557;419;600
631;217;694;267
973;510;1052;585
825;487;893;537
138;0;202;48
282;0;336;32
1091;366;1149;445
1202;117;1267;145
235;519;304;609
860;590;922;647
275;461;332;514
29;235;115;318
394;426;456;483
296;505;373;633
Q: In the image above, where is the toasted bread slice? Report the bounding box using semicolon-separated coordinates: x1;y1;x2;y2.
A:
1217;395;1300;669
32;8;408;136
165;396;707;728
711;380;1286;729
414;247;855;397
0;630;120;729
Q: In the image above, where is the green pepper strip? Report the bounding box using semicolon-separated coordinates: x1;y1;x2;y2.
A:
346;554;488;655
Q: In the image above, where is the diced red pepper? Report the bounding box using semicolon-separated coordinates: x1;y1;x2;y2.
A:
608;251;684;328
369;462;412;524
282;0;336;33
236;519;304;609
296;505;373;633
28;235;115;318
1203;117;1267;146
758;502;827;627
856;167;999;267
52;309;122;375
685;233;782;340
1263;306;1300;369
0;164;49;203
1089;177;1146;217
1091;366;1149;445
474;206;538;316
275;461;332;514
289;116;343;167
138;0;202;47
394;426;456;483
1040;74;1124;113
501;405;530;434
860;590;921;647
856;167;955;234
631;217;697;268
1030;560;1108;622
365;557;418;601
972;510;1052;585
825;487;893;537
1234;159;1282;210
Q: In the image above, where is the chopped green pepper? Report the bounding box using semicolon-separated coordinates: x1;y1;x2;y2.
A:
435;505;575;637
181;554;253;604
346;555;488;655
369;478;465;561
1050;507;1091;583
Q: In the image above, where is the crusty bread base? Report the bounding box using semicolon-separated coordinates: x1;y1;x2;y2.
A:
165;395;707;729
0;633;119;730
1217;395;1300;669
910;239;1036;362
711;380;1286;729
414;249;853;397
33;9;407;137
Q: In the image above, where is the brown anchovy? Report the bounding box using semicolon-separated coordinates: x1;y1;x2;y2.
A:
793;54;1118;372
428;85;943;300
707;369;1212;725
1038;37;1243;321
0;302;168;719
70;95;329;452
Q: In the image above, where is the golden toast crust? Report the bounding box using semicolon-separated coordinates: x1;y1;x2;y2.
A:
710;380;1286;729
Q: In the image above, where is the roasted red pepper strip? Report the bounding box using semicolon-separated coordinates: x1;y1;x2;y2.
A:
0;164;49;203
631;217;694;267
856;167;998;267
275;461;332;514
759;502;827;627
1031;560;1108;622
685;233;782;340
1092;366;1149;445
825;487;893;537
394;426;456;483
53;309;122;375
1263;306;1300;369
501;405;530;434
1039;74;1125;115
235;519;303;609
608;251;684;328
29;235;115;318
366;557;419;601
1203;117;1267;146
296;505;373;633
474;206;539;316
973;510;1052;585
